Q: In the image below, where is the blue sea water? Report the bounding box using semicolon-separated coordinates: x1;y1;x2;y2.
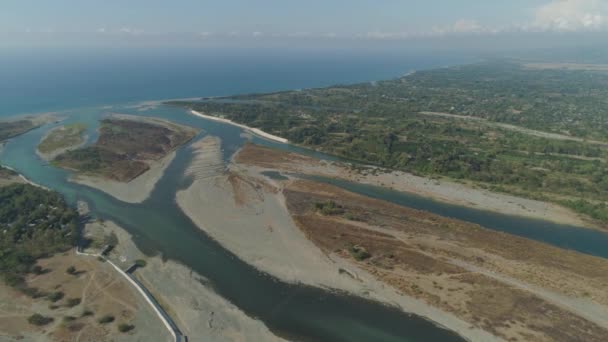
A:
0;46;474;117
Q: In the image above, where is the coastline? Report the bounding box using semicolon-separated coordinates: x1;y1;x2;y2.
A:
190;110;288;143
175;136;498;342
70;150;176;203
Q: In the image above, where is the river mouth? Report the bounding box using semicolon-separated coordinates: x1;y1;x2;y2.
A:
0;103;467;341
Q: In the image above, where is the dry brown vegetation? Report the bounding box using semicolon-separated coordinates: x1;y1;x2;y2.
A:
54;116;198;182
283;180;608;341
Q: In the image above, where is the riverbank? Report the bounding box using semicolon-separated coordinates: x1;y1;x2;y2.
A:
235;143;593;229
81;212;286;341
70;150;175;203
190;110;288;143
175;136;498;342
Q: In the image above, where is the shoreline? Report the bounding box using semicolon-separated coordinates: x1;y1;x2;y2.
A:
190;110;288;143
1;164;50;190
175;136;497;342
70;150;176;203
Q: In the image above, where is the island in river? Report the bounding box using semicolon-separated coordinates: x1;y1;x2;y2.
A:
51;114;199;203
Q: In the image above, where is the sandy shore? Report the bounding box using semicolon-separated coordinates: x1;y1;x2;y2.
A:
176;136;498;342
235;144;592;228
71;150;175;203
344;167;590;227
82;215;285;342
190;110;288;143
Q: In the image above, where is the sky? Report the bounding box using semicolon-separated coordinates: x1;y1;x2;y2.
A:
1;0;607;48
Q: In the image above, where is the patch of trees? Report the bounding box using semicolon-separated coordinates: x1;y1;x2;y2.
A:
0;184;78;290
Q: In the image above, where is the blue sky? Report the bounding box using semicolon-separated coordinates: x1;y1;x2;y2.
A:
1;1;607;45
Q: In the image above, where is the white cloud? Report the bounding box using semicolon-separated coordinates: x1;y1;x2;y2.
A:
119;27;144;35
533;0;608;31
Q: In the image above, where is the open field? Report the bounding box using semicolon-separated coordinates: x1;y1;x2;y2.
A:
0;252;170;342
282;179;608;341
37;123;87;161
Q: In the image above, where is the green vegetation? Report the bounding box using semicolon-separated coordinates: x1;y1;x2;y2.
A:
170;61;608;224
349;245;371;261
81;309;94;317
0;184;78;289
28;313;54;326
53;118;197;182
314;200;345;215
66;266;77;275
0;120;37;142
118;323;135;333
134;259;147;268
47;291;64;302
98;314;115;324
37;123;86;155
65;297;81;307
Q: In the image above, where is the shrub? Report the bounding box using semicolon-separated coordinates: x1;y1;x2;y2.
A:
348;245;371;261
31;265;44;275
47;291;64;302
65;298;81;307
66;266;76;275
314;200;345;215
134;259;147;268
98;315;115;324
118;323;135;333
28;314;54;326
63;316;76;322
81;309;94;317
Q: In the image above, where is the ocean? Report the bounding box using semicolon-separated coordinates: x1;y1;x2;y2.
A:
0;46;474;117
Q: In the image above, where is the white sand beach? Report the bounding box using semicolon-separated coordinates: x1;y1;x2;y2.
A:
190;110;288;143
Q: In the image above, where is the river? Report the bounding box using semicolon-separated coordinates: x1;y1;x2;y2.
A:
0;103;466;341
